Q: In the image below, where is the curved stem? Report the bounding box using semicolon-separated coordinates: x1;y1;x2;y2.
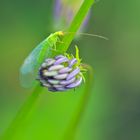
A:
1;85;43;140
63;64;94;140
58;0;95;52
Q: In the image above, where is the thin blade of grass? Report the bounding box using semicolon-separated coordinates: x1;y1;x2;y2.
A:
1;85;43;140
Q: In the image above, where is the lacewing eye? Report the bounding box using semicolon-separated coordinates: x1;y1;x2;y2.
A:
38;55;83;92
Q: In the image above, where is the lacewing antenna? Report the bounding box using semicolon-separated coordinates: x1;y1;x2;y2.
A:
63;31;109;40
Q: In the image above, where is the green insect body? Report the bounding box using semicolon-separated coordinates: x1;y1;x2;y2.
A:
20;31;64;88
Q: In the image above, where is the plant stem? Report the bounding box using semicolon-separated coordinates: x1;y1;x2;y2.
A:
63;64;94;140
58;0;95;52
1;85;43;140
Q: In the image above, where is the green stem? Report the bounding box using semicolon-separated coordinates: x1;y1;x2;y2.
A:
1;85;43;140
63;64;94;140
58;0;95;52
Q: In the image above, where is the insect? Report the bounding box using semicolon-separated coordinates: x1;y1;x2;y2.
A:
20;31;64;88
20;31;107;88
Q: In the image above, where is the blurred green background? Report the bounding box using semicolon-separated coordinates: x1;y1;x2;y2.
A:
0;0;140;140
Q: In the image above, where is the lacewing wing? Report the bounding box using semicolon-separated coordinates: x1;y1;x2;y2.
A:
20;31;64;88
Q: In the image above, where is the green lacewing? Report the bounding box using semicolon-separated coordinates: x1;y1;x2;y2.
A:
20;31;64;88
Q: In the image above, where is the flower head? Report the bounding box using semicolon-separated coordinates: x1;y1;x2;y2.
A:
38;54;83;92
37;46;86;92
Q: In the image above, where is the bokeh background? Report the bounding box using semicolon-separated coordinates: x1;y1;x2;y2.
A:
0;0;140;140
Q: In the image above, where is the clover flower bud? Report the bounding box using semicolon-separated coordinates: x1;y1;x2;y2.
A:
38;55;83;92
